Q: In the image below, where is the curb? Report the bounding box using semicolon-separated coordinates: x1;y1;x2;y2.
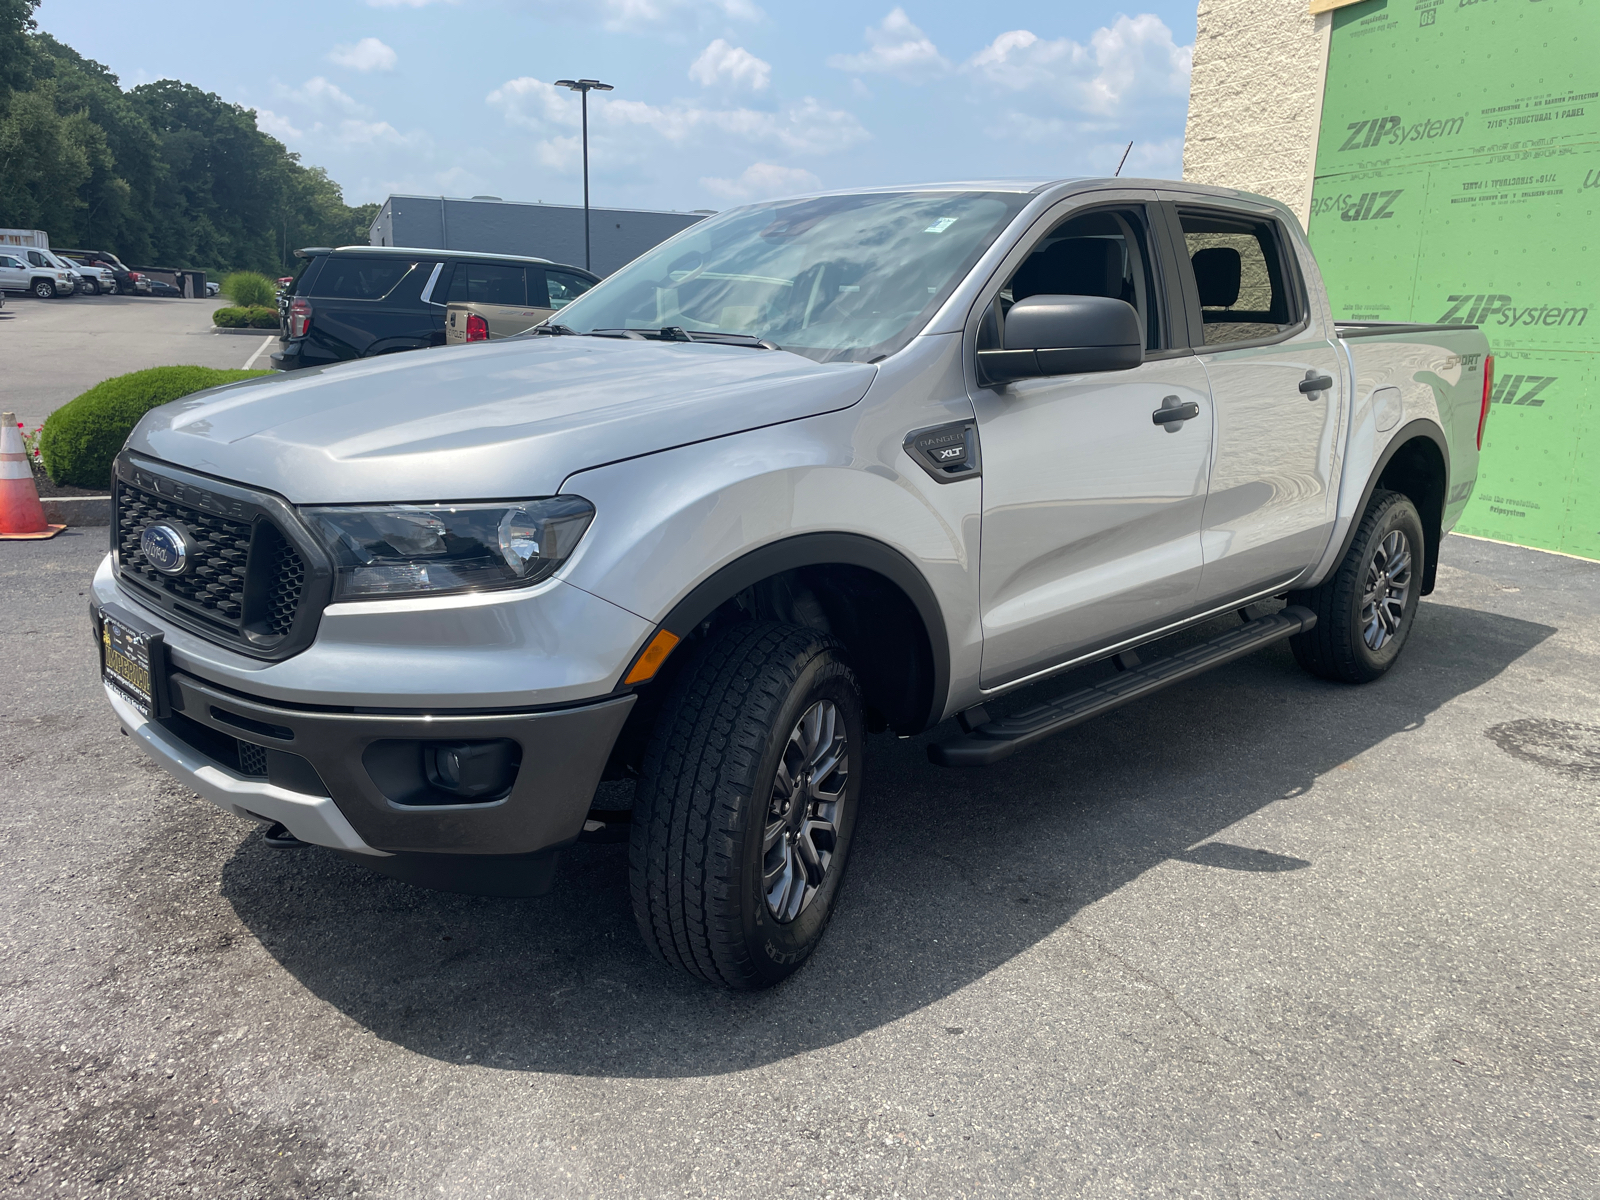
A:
41;496;111;526
212;326;281;335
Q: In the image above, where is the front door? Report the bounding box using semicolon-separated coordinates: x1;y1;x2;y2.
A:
1168;204;1345;605
0;255;24;292
973;201;1215;690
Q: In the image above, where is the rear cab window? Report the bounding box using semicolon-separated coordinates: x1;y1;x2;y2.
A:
448;263;530;306
1175;210;1306;346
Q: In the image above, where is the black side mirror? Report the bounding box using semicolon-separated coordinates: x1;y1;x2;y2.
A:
980;294;1143;383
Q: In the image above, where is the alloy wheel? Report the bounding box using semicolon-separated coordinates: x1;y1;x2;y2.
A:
762;699;849;923
1360;528;1412;650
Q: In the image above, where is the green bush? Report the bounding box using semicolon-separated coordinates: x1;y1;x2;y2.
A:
213;305;279;328
40;367;272;490
220;270;275;308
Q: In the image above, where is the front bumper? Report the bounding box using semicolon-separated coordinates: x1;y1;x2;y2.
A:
94;599;637;861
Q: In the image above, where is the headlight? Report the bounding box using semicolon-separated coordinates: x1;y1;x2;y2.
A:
303;497;596;601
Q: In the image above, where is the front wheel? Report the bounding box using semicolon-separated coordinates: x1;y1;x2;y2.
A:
32;279;55;299
629;621;864;990
1289;489;1425;683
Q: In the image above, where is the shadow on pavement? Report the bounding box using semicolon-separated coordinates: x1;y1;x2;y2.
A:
218;599;1554;1078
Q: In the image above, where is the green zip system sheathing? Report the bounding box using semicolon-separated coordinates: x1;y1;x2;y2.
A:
1308;0;1598;559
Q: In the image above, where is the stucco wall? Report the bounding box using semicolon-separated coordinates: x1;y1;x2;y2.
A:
1182;0;1332;230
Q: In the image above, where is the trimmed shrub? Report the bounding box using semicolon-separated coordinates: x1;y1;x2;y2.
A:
247;306;280;328
40;367;272;490
220;270;275;308
213;306;249;327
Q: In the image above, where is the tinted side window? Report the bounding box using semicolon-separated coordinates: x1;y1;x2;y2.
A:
448;263;528;306
544;270;594;311
310;256;421;301
995;206;1165;351
1177;211;1303;346
27;251;46;267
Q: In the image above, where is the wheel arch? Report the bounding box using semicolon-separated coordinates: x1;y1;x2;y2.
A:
1332;420;1449;595
620;532;950;745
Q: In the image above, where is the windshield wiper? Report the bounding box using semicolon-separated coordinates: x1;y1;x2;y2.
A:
581;326;778;350
527;323;577;337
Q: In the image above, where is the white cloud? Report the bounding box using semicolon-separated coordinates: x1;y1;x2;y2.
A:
329;37;398;72
964;16;1191;119
827;8;949;81
254;109;304;141
487;78;867;170
689;39;771;91
591;0;761;31
336;119;413;146
285;76;366;114
701;162;820;200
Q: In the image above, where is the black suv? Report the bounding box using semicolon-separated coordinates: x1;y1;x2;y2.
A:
271;246;598;371
55;249;146;295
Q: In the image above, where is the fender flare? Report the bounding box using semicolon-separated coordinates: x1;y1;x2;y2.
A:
1320;418;1450;591
642;532;952;732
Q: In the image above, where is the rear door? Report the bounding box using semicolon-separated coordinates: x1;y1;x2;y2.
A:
972;195;1216;689
1160;201;1345;605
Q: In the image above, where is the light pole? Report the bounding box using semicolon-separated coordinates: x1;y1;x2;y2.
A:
554;78;613;272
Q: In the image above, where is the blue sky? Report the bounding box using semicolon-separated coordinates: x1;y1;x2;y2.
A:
37;0;1198;212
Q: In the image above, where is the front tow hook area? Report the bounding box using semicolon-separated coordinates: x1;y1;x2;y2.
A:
263;822;310;849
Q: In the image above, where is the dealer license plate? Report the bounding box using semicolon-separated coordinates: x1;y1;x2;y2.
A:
100;607;166;718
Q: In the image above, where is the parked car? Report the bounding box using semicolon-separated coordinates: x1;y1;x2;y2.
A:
58;249;150;295
62;256;117;295
92;178;1493;990
444;260;597;344
0;250;75;297
272;246;592;369
146;279;182;297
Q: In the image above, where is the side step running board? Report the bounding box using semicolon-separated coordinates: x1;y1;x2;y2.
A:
929;605;1317;767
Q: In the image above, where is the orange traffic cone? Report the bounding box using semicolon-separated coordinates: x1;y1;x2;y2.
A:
1;410;65;540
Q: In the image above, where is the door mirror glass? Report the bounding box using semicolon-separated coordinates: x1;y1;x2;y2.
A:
980;294;1143;382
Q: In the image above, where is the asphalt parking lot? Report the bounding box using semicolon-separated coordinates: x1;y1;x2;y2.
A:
0;293;275;430
2;531;1597;1198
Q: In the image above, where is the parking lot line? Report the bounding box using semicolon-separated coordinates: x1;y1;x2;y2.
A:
243;335;275;370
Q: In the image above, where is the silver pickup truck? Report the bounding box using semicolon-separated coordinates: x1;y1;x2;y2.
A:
93;178;1492;990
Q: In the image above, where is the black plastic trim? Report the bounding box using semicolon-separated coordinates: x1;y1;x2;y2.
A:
1315;418;1450;591
114;453;335;662
647;532;951;732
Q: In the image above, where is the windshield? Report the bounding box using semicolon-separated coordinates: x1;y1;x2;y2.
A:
552;190;1030;363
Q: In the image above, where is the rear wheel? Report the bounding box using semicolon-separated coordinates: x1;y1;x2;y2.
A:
1289;489;1424;683
629;620;864;990
32;279;55;299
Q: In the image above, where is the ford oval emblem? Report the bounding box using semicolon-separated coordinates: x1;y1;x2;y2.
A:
140;523;189;575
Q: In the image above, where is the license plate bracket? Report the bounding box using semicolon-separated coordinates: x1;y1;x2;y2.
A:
99;603;168;719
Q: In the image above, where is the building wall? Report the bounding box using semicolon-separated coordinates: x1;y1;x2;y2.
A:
371;196;706;277
1182;0;1332;229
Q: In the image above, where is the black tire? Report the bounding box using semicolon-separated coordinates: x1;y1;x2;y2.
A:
629;620;864;990
32;279;55;299
1289;489;1425;683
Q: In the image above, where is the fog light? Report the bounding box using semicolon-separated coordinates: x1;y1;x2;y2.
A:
423;740;520;801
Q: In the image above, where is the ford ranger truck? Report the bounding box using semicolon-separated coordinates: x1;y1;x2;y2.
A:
93;179;1493;990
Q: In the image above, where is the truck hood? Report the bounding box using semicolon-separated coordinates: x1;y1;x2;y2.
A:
128;337;877;503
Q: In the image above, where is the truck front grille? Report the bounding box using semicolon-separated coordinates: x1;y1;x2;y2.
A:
112;457;327;660
117;485;254;629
